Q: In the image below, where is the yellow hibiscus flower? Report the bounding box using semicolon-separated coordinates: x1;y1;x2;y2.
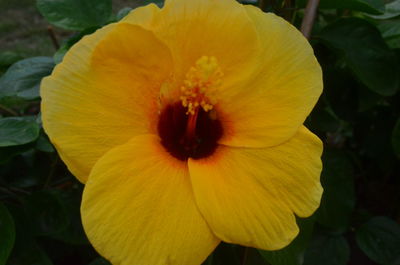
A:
40;0;323;264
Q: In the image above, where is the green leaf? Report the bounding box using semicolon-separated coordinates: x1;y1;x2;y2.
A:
0;52;22;69
356;216;400;265
377;19;400;50
14;247;53;265
0;203;15;265
89;257;111;265
387;35;400;48
49;188;89;245
297;0;385;14
357;84;383;112
304;232;350;265
259;217;315;265
24;190;69;236
0;117;40;147
307;107;340;133
0;57;54;100
377;19;400;39
0;144;33;164
317;150;355;229
6;205;53;265
318;18;399;96
36;0;112;31
323;68;359;120
392;118;400;158
35;133;54;153
53;45;69;65
369;0;400;19
211;244;241;265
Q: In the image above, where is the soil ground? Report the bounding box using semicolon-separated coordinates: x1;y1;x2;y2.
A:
0;0;141;61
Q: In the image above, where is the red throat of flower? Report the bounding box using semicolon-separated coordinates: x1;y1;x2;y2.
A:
158;56;224;161
184;107;199;144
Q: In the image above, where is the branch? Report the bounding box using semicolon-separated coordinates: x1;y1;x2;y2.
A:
300;0;320;39
241;247;249;265
47;26;60;50
0;103;18;116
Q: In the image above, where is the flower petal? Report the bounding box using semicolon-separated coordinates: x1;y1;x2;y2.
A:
218;7;323;148
188;126;323;250
41;18;172;183
122;3;160;27
125;0;261;88
81;135;219;265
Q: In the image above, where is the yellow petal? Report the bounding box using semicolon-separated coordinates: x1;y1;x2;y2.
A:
122;3;160;27
217;7;323;148
41;20;173;183
81;135;219;265
125;0;261;88
188;126;323;250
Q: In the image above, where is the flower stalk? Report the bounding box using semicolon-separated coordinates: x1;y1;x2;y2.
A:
301;0;320;39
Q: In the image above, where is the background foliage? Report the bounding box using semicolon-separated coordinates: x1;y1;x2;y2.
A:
0;0;400;264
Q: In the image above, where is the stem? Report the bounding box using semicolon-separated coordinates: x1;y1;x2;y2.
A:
8;186;30;195
282;0;295;21
300;0;320;39
241;247;249;265
0;186;30;196
47;26;60;50
0;187;18;197
0;104;18;116
283;0;292;8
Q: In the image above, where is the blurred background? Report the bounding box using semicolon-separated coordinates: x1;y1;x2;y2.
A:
0;0;399;265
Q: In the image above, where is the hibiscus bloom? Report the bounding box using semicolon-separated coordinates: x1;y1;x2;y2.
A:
41;0;323;264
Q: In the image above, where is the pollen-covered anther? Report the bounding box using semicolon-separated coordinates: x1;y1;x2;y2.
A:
180;56;223;115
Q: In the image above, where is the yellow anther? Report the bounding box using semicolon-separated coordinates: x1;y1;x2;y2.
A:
180;56;223;115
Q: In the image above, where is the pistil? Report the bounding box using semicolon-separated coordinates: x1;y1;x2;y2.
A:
171;55;224;156
185;107;199;143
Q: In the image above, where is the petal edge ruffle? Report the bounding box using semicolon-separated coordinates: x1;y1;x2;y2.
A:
41;8;173;183
217;7;323;148
188;126;323;250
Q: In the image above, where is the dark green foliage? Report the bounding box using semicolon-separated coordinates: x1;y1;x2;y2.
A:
24;190;70;237
356;216;400;264
36;0;112;30
0;57;54;100
318;18;399;96
0;203;15;265
317;150;355;230
297;0;385;14
370;0;400;19
0;117;40;147
0;0;399;265
304;231;350;265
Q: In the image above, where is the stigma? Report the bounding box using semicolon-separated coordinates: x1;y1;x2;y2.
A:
180;56;223;115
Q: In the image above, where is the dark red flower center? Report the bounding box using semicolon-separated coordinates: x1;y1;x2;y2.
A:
157;102;223;161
